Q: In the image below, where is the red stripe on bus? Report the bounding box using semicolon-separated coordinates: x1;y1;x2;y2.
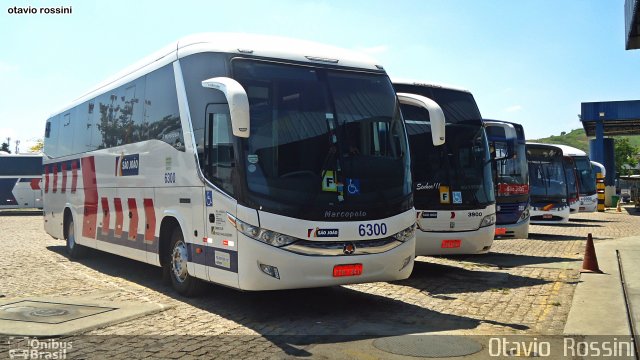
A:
30;178;41;190
101;197;110;236
71;160;78;193
61;162;67;193
128;198;138;241
81;156;98;239
52;164;58;193
44;165;49;193
114;198;123;238
143;198;155;241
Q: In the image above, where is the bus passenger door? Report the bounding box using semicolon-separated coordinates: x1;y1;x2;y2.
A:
203;104;239;289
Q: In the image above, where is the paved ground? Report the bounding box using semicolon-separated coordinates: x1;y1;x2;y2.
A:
1;206;639;358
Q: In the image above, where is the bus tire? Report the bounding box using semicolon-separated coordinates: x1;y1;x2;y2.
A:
165;227;202;297
65;216;88;259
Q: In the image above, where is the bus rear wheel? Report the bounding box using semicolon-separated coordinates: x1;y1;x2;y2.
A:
165;227;203;297
65;217;88;259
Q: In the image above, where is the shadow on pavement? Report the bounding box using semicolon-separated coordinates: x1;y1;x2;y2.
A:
624;207;640;216
569;218;615;223
533;222;602;228
397;260;548;300
448;252;579;269
527;233;589;241
0;209;42;217
46;245;529;356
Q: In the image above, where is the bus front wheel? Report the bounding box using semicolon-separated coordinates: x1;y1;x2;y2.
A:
165;227;203;297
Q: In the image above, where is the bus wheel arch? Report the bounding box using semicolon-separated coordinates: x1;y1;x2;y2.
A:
64;207;87;259
159;216;203;296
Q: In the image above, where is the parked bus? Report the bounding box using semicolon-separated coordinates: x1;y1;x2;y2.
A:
0;153;43;209
526;143;570;224
563;155;580;214
392;80;496;255
553;145;597;213
591;161;605;179
42;34;446;295
484;120;530;239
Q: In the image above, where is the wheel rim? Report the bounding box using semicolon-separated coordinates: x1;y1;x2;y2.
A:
171;240;189;283
68;222;75;250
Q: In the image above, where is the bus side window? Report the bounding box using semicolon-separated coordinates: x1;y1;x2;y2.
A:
205;109;234;195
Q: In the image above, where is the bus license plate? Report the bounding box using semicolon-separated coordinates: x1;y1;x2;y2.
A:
333;264;363;277
441;240;461;248
495;228;507;236
543;214;552;219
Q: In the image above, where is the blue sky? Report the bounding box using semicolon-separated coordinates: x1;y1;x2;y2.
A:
1;0;638;152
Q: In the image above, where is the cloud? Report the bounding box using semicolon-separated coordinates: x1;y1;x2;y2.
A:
504;105;523;113
357;45;389;55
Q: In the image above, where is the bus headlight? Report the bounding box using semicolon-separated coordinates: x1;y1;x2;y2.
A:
229;215;297;247
392;224;416;242
479;213;496;228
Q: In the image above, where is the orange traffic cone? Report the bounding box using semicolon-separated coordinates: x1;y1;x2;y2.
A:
581;233;603;273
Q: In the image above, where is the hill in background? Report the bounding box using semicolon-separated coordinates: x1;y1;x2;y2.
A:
530;128;640;154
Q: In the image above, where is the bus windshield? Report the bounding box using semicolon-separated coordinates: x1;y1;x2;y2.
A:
406;119;495;209
233;60;411;220
574;156;596;195
487;125;529;195
527;147;567;200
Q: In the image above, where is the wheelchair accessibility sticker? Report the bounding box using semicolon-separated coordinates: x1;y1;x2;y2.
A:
346;178;360;195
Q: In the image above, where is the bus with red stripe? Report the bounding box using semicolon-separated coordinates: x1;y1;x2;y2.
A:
485;120;530;239
0;153;42;210
42;33;442;295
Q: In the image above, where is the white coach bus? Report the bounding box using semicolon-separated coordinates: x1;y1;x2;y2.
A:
553;144;597;213
392;81;496;255
43;33;439;295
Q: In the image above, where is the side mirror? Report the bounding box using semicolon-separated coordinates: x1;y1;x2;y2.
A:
202;77;250;138
397;93;445;146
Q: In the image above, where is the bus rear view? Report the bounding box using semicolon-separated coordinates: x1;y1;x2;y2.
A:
393;81;496;255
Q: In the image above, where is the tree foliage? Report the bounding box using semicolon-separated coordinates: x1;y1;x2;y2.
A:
614;138;639;176
29;139;44;153
1;142;10;153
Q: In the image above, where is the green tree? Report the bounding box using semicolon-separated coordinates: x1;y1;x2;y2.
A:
1;142;10;153
614;138;639;176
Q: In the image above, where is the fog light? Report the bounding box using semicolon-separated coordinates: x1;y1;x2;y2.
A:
259;263;280;279
399;255;412;271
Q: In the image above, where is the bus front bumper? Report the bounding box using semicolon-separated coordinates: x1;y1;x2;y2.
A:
236;234;415;291
415;225;495;256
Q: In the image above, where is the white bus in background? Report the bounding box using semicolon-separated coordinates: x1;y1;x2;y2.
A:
553;144;597;213
526;143;571;224
591;161;606;178
43;33;444;295
392;80;496;255
0;153;43;209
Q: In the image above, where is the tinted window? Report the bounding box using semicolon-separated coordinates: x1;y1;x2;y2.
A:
0;156;42;176
46;64;184;158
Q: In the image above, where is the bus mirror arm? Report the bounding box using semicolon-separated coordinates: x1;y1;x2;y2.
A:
397;93;445;146
202;77;250;138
